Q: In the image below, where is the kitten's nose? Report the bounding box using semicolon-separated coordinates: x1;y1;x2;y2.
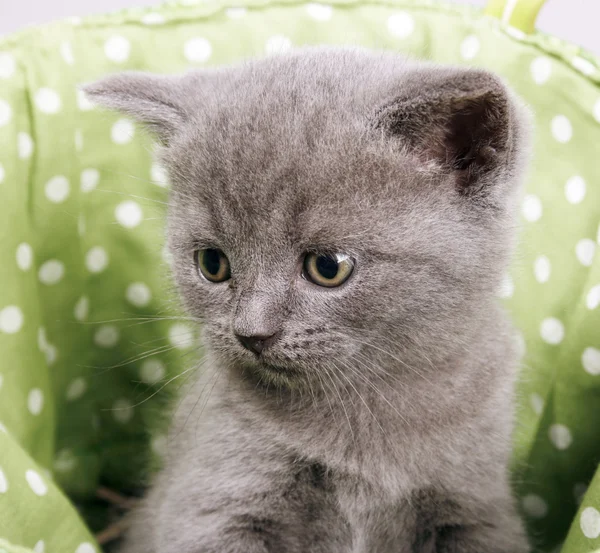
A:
235;332;280;355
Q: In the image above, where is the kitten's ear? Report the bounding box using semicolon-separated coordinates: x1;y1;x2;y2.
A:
83;72;188;144
375;68;517;196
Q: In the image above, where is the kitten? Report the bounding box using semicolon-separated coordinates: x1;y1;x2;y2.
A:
86;48;531;553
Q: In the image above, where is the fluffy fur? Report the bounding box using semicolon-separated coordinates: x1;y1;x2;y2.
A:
86;48;531;553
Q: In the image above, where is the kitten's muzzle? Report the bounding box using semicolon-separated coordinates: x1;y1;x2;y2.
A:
235;331;281;356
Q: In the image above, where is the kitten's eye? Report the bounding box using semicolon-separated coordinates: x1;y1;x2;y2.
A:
303;253;354;288
195;248;231;283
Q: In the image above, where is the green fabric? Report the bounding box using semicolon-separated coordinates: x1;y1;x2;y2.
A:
1;0;599;551
484;0;547;34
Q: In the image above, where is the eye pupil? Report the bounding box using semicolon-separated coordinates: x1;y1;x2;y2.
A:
303;252;354;287
203;249;222;276
316;255;339;280
197;248;231;283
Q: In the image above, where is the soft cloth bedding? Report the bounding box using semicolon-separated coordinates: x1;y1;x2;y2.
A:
0;0;599;551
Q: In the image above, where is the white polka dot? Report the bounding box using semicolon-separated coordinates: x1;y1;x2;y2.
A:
76;88;94;111
38;259;65;285
460;35;480;60
68;16;82;25
75;543;96;553
522;494;548;518
586;285;600;310
0;52;16;79
0;305;24;334
265;35;292;55
582;347;600;376
306;3;333;21
104;35;131;63
151;434;167;456
33;540;45;553
387;12;415;39
169;324;195;349
0;467;8;493
594;99;600;124
74;296;89;321
111;118;135;144
53;449;76;472
551;115;572;143
572;56;595;76
25;469;47;495
44;175;70;203
113;398;134;423
581;507;600;539
565;175;586;204
115;200;143;228
530;56;552;84
184;37;212;63
94;325;119;348
37;327;48;351
225;7;247;18
576;238;596;267
126;282;152;307
574;483;588;504
151;162;169;187
75;129;83;151
549;423;572;450
66;378;87;401
141;12;166;25
18;131;34;159
0;162;5;182
534;256;551;283
28;389;44;415
44;345;57;366
530;393;544;415
0;98;12;127
85;246;109;273
60;41;74;65
16;242;33;271
497;273;513;298
140;358;165;384
162;244;173;266
0;421;7;433
521;194;542;222
540;317;564;345
34;88;61;114
80;168;99;193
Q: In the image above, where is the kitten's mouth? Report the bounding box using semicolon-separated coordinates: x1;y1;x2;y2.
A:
246;360;303;388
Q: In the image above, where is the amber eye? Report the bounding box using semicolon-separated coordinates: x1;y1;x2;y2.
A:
196;248;231;283
303;253;354;288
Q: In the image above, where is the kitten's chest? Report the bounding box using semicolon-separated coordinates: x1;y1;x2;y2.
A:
335;483;432;553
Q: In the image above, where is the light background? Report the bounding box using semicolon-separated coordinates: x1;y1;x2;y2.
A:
0;0;599;55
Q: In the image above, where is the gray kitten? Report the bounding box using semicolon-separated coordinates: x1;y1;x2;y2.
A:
86;48;530;553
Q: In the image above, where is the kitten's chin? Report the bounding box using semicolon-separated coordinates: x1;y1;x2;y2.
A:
241;360;305;390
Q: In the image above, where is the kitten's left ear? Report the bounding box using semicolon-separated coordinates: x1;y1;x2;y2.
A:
375;68;521;197
83;72;189;145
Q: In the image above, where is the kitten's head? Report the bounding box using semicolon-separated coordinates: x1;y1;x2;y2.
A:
86;49;528;389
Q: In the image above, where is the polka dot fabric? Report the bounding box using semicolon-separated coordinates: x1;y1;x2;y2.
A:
0;0;599;552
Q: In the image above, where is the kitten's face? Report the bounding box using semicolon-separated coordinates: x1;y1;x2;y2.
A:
87;49;526;387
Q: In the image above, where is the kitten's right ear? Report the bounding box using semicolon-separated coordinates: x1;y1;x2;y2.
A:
83;72;187;145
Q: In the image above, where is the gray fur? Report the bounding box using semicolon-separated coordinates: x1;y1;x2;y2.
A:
85;48;531;553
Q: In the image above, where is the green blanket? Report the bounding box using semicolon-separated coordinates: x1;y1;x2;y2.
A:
1;0;599;551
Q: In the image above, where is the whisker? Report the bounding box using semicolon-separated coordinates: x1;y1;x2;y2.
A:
331;360;387;436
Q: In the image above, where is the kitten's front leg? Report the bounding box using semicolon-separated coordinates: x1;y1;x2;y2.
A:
433;498;529;553
150;455;349;553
